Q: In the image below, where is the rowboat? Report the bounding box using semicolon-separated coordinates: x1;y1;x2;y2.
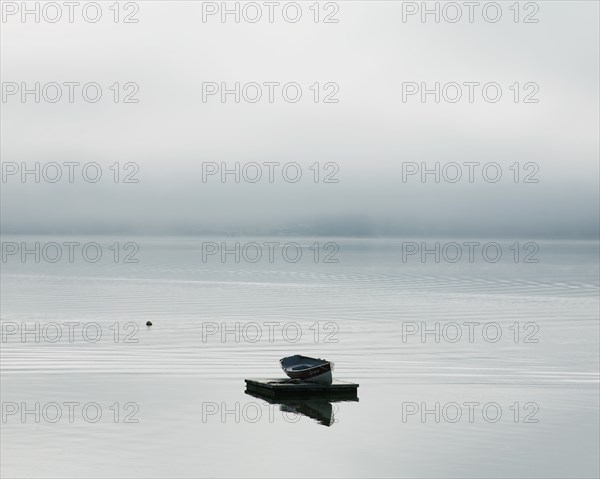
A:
280;355;333;384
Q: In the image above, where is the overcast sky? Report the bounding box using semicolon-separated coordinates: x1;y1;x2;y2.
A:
1;1;598;237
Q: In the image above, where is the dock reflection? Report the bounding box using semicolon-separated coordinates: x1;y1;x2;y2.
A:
245;389;358;427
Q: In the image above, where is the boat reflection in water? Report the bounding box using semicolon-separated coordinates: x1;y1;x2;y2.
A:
245;389;358;427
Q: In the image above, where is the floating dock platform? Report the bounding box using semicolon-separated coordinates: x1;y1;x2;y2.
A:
245;378;359;399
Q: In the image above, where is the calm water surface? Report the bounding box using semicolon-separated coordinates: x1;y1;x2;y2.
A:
1;236;598;478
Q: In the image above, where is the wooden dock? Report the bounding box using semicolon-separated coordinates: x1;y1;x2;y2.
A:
245;378;359;399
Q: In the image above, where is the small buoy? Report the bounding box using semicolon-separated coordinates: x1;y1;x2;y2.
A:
146;321;152;326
